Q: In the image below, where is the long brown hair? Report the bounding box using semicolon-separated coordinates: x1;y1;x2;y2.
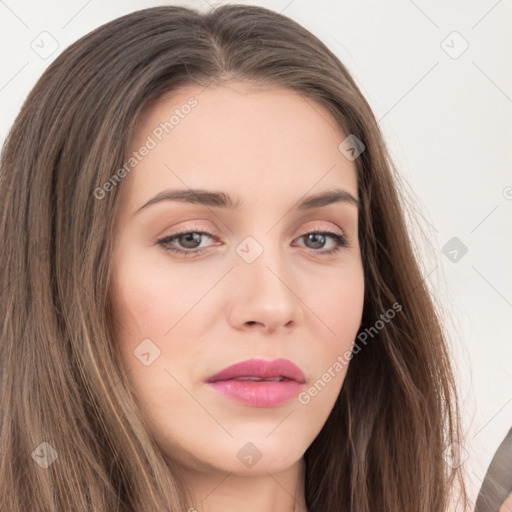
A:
0;4;469;511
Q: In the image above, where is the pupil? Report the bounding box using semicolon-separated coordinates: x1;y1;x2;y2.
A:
307;233;325;249
180;233;202;248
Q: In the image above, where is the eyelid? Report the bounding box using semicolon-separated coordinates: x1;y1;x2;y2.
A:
297;224;345;238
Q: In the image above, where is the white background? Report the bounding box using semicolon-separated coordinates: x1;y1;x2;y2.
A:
1;0;511;504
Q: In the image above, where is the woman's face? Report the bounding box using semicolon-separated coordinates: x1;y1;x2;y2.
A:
109;81;364;477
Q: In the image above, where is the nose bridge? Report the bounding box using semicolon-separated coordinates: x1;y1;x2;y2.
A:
235;231;288;290
229;231;300;329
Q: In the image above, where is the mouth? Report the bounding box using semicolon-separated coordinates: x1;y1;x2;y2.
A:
206;357;306;383
205;358;306;407
229;376;286;381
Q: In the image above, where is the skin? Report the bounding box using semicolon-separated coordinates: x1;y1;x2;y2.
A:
109;80;365;512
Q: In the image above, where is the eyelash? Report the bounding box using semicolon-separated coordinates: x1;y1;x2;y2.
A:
156;226;349;258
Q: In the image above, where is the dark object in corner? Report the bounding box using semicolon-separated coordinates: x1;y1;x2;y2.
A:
474;427;512;512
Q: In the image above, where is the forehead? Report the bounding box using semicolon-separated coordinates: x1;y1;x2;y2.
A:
121;81;358;212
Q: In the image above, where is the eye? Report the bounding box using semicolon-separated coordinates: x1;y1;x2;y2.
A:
294;228;348;255
156;227;217;257
156;227;349;257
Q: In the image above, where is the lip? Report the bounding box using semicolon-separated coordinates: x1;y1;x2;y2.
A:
205;358;306;408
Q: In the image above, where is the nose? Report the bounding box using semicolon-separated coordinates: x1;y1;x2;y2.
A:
226;243;302;334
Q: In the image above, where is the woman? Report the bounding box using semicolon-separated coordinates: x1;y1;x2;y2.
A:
0;4;470;511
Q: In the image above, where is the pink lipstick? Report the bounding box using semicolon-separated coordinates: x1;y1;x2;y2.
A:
205;358;306;407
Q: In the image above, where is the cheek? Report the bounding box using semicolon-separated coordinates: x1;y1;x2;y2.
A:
110;252;193;338
109;251;212;392
294;266;364;426
310;263;364;345
108;256;199;413
335;272;364;340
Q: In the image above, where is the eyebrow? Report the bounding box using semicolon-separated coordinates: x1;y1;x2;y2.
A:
135;187;360;214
